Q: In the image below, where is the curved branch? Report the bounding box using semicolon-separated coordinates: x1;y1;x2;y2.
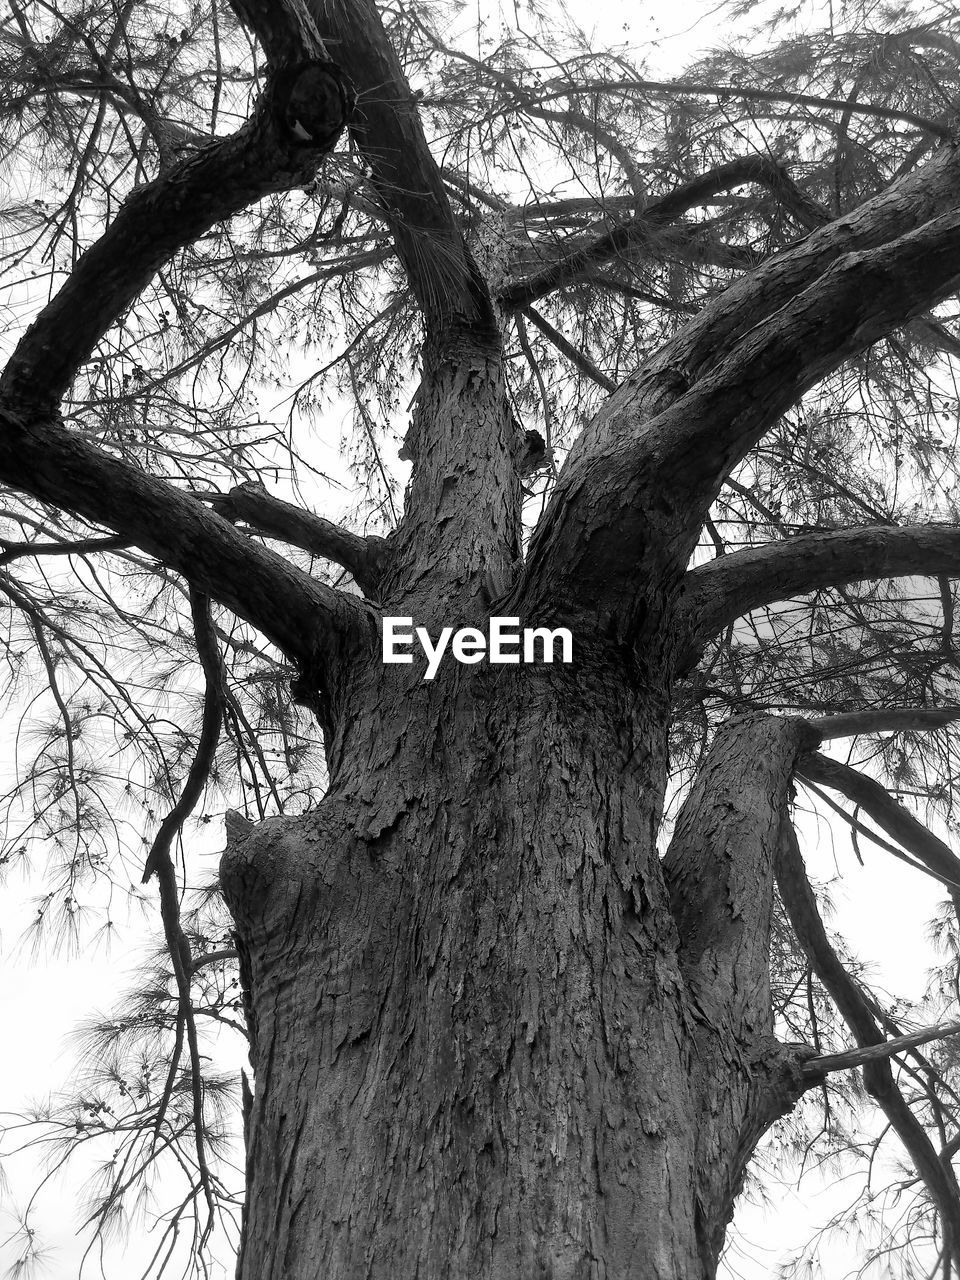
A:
518;144;960;636
0;70;352;415
652;208;960;513
144;588;223;1233
516;100;645;204
634;138;960;426
680;524;960;658
142;589;226;884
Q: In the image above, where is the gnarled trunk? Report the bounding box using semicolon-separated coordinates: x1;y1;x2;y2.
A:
222;643;807;1279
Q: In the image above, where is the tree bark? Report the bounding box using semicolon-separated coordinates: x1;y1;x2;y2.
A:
220;559;809;1279
223;655;687;1278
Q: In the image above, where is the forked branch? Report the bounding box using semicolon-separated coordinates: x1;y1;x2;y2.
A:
521;147;960;631
231;0;497;341
0;410;374;682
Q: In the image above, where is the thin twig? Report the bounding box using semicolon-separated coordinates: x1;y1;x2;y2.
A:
142;588;226;1241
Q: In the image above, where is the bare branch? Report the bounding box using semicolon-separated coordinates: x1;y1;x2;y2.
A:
804;1020;960;1077
811;707;960;739
517;304;616;391
205;482;389;598
0;534;129;565
144;588;223;1239
795;751;960;902
680;524;960;660
142;591;226;885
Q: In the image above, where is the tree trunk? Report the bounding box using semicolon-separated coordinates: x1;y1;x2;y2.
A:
222;637;806;1279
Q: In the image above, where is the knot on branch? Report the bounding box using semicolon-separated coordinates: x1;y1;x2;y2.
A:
269;61;356;152
517;427;550;478
205;478;265;523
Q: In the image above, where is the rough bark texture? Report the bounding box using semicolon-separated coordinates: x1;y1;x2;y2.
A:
219;621;820;1280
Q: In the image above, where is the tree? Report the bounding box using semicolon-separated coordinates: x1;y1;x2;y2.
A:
6;0;960;1274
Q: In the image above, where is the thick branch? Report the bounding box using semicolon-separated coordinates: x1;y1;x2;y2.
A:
206;482;389;597
653;208;960;506
230;0;518;605
776;817;960;1267
664;713;819;1027
680;524;960;659
0;69;352;415
662;712;820;1266
519;145;960;635
231;0;495;339
0;409;374;682
635;140;960;422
